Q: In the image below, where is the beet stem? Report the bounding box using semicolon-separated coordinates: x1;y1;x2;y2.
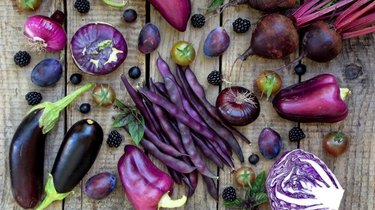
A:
335;1;375;30
296;0;355;28
303;0;333;17
273;52;307;71
340;13;375;32
292;0;320;18
334;0;369;27
342;25;375;39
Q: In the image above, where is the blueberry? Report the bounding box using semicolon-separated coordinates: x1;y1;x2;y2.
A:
248;153;259;165
128;66;141;79
80;103;91;114
294;64;307;76
123;9;137;23
70;73;83;85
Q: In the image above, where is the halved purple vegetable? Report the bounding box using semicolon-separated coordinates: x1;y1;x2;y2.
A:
266;149;344;209
71;22;127;75
150;0;191;32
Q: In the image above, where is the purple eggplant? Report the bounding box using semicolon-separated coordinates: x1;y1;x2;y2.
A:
9;83;93;209
272;74;350;123
36;119;103;210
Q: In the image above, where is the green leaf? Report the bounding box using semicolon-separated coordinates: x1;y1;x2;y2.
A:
253;192;268;207
252;171;267;194
128;115;144;145
223;198;243;208
207;0;224;13
115;98;127;110
112;113;131;128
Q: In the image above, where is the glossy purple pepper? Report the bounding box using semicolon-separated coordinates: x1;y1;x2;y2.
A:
272;74;350;123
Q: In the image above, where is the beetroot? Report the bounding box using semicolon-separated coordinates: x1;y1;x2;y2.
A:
150;0;191;32
221;0;297;13
302;0;375;62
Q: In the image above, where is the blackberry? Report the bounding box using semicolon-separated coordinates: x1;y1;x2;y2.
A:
207;70;222;86
128;66;141;79
190;14;206;28
289;127;306;142
222;186;237;202
294;64;307;76
107;130;123;148
79;103;91;114
123;9;137;23
70;73;83;85
14;51;31;67
25;92;42;105
232;18;251;33
74;0;90;14
248;153;259;165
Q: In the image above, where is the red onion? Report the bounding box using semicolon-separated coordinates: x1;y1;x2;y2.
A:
24;10;67;52
71;23;128;75
216;86;260;126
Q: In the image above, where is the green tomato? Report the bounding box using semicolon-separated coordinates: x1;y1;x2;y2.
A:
170;41;196;66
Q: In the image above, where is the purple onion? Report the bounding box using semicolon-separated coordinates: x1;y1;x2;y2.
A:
71;23;128;75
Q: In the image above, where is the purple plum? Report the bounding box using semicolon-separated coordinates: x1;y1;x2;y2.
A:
203;27;230;57
138;23;161;54
258;128;282;159
84;172;116;200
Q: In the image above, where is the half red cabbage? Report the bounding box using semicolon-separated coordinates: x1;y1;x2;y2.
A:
266;149;344;210
71;23;127;75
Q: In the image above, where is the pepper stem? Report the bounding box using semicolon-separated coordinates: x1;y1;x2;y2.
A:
158;192;187;209
101;0;128;8
29;83;94;134
340;88;351;101
36;173;71;210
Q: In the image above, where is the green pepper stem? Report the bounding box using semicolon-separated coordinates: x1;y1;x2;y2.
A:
36;173;71;210
29;83;94;134
158;192;187;209
340;88;351;101
102;0;127;8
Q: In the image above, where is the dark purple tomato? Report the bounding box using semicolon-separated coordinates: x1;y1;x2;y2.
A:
84;172;116;200
258;128;282;159
323;131;349;157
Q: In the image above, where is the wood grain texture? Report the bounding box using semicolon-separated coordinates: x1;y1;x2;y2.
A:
149;1;220;209
300;35;375;210
219;4;299;210
0;1;65;209
64;1;146;210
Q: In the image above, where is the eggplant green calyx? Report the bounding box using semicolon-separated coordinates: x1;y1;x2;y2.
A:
36;173;71;210
102;0;128;8
340;88;351;101
158;192;187;209
29;83;94;134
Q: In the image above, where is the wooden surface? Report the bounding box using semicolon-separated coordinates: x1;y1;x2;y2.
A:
1;1;374;210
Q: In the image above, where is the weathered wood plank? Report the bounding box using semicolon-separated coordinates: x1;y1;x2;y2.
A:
0;1;65;209
219;5;299;210
149;1;220;209
300;35;375;210
64;1;146;210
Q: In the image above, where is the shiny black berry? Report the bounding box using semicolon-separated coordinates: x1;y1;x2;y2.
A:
289;127;306;142
232;18;251;33
70;73;82;85
128;66;141;79
14;51;31;67
294;64;307;76
207;70;222;86
222;186;237;202
79;103;91;114
107;130;123;148
191;14;206;28
248;153;259;165
123;9;137;23
25;92;42;105
74;0;90;14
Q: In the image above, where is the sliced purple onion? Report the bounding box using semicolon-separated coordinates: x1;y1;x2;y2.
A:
71;23;127;75
266;149;344;210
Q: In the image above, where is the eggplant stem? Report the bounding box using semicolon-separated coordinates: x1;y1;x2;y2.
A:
158;192;187;209
35;173;71;210
29;83;94;134
340;88;351;101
